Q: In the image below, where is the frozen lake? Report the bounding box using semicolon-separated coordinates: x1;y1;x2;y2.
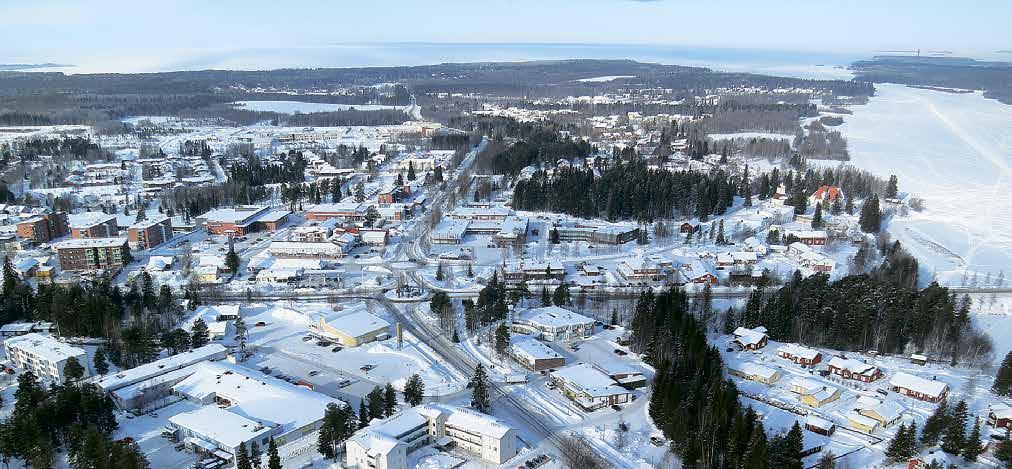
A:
232;100;404;114
838;84;1012;283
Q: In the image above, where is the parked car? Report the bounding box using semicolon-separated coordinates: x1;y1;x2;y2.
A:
337;380;353;388
545;381;556;390
302;336;314;342
649;436;664;447
316;340;332;346
360;364;376;372
331;346;343;352
255;321;267;327
614;349;628;356
611;404;622;411
308;370;321;377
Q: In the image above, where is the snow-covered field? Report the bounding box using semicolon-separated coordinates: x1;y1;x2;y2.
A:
232;100;406;114
838;84;1012;282
575;75;636;83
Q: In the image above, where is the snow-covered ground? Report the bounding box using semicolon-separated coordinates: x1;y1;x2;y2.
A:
837;84;1012;282
575;75;636;83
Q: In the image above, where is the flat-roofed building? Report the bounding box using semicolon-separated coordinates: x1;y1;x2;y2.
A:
550;363;632;411
70;212;119;238
54;237;131;271
4;333;91;384
200;205;272;236
346;403;517;469
511;306;595;341
507;335;565;371
306;202;369;222
309;309;390;346
16;212;69;243
128;216;173;249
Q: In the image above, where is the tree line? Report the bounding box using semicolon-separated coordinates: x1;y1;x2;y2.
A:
631;288;807;469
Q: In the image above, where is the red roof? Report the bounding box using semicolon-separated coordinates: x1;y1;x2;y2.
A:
811;185;842;202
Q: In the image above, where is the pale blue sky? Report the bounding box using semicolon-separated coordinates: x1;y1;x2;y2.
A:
2;0;1010;72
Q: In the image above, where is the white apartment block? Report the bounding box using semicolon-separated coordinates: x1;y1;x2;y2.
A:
511;306;596;341
346;403;517;469
4;333;91;383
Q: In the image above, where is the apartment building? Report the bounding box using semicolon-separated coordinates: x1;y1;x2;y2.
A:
128;216;173;249
4;333;91;383
54;237;131;271
69;212;119;238
346;403;517;469
16;212;69;243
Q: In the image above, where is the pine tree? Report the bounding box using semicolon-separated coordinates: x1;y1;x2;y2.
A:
267;438;281;469
470;364;491;413
250;440;262;469
407;161;416;181
93;347;109;375
552;283;571;306
234;316;248;354
550;227;560;244
494;323;510;357
716;219;726;245
811;202;824;229
395;172;404;187
403;374;425;406
831;196;843;215
859;195;882;233
962;417;982;461
63;356;85;382
723;307;737;334
358;400;370;427
921;399;949;446
540;287;551;306
191;318;210;348
886;423;910;462
354;182;366;202
742;422;769;469
941;400;968;454
383;383;397;417
610;309;619;326
845;196;854;215
996;432;1012;466
367;386;385;420
2;256;18;293
886;175;899;199
435;263;444;281
235;443;252;469
225;243;240;273
993;351;1012;395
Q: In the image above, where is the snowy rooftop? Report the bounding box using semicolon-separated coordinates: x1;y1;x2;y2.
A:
69;212;116;228
309;202;367;213
327;308;391;338
777;343;821;360
732;326;768;346
130;215;170;229
93;344;227;391
54;237;128;249
828;356;877;375
889;372;948;398
731;362;779;380
551;363;628;398
418;403;513;438
200;205;269;224
508;335;561;361
171;362;339;437
169;405;274;449
516;306;595;329
789;377;823;395
4;333;86;363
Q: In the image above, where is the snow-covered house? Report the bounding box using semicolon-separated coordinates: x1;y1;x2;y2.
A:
4;333;90;384
827;356;882;382
728;362;781;385
855;398;903;428
507;335;565;371
889;372;949;403
988;403;1012;429
776;344;823;367
732;326;768;351
549;363;633;411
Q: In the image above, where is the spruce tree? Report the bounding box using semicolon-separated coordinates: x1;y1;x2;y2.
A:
403;374;425;406
383;383;397;417
470;364;491;413
93;347;109;375
859;195;882;233
367;386;385;420
358;400;369;428
494;323;510;357
941;400;968;454
191;319;210;348
250;440;262;469
886;175;899;199
962;417;982;461
63;356;85;382
886;423;909;462
811;202;824;229
921;399;949;446
540;287;551;306
993;351;1012;395
235;443;252;469
225;243;240;274
407;161;416;181
267;438;282;469
552;283;571;306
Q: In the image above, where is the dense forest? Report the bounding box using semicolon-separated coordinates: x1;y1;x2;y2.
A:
732;244;993;366
852;56;1012;105
513;163;736;222
475;129;592;176
631;288;807;469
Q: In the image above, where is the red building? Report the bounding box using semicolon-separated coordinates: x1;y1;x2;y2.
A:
306;203;368;222
16;212;69;243
128;216;173;250
70;213;119;239
201;206;272;236
827;356;882;383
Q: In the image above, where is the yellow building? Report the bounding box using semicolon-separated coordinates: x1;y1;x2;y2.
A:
801;387;841;408
728;363;781;385
846;411;879;433
310;310;391;347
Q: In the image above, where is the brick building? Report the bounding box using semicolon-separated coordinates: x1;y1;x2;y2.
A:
128;216;173;250
16;212;69;243
54;237;131;271
70;212;119;239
